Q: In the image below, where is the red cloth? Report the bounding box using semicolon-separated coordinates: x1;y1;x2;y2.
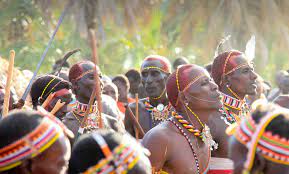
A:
117;97;135;114
208;170;233;174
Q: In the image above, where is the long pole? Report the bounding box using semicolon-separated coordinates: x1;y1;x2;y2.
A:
135;94;139;139
2;50;15;117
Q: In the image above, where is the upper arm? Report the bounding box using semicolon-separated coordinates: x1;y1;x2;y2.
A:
124;103;136;136
142;129;169;171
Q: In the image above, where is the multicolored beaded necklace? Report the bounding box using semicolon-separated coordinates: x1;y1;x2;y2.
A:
144;97;171;128
72;101;99;131
220;93;249;125
169;112;212;174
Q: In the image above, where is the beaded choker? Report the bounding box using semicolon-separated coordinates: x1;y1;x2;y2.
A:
73;101;98;117
0;108;72;172
83;133;140;174
221;93;244;110
144;98;170;127
234;109;289;173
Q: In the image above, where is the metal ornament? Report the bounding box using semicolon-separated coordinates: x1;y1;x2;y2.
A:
201;124;218;151
156;103;164;111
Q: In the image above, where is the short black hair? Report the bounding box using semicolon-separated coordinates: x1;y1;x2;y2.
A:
30;74;71;108
112;75;130;90
173;57;189;69
68;130;149;174
125;69;141;82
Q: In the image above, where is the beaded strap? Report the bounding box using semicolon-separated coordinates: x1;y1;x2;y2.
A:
172;111;202;138
141;66;169;73
169;118;202;174
73;101;98;117
144;98;170;127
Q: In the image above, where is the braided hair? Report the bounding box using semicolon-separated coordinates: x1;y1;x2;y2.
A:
30;74;71;108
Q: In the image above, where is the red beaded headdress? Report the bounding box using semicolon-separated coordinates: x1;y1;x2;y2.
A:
233;104;289;173
0;108;73;172
141;55;171;74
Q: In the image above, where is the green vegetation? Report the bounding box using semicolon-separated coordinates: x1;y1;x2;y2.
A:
1;0;289;84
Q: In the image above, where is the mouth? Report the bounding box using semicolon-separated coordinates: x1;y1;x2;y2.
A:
250;81;258;89
146;86;156;92
212;91;221;99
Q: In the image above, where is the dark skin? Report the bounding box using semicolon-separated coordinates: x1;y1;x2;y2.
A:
142;67;222;173
63;63;123;137
113;80;128;103
11;135;71;174
229;136;289;174
127;76;140;95
103;83;118;101
274;95;289;109
0;88;14;115
221;55;258;115
125;59;170;138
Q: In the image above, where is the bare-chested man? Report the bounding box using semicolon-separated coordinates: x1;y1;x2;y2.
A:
142;64;221;174
125;55;171;138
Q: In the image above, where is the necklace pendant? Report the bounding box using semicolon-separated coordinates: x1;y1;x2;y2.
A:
202;125;218;151
156;103;165;111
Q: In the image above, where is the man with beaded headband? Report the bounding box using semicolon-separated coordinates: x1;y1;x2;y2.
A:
228;102;289;174
63;61;123;141
211;50;258;125
142;64;224;174
0;109;73;174
124;55;171;138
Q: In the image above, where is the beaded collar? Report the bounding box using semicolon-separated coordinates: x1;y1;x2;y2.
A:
72;101;99;131
73;101;98;117
144;98;171;127
83;133;141;174
169;112;211;174
0;109;71;172
219;93;249;125
234;112;289;171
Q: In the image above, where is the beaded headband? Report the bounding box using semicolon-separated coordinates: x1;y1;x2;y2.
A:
0;108;73;172
73;69;95;82
220;51;251;86
83;133;140;174
234;108;289;173
175;67;206;106
141;66;170;74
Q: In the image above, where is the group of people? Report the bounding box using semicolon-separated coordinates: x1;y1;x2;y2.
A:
0;50;289;174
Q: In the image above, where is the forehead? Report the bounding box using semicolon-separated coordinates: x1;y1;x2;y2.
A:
141;59;165;71
230;55;250;67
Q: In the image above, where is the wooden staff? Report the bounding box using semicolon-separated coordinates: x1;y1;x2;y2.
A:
50;99;65;115
126;106;145;137
88;29;103;128
41;92;55;108
2;50;15;117
135;94;139;139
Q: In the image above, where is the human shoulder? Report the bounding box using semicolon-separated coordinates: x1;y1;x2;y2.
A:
142;121;172;146
128;98;146;109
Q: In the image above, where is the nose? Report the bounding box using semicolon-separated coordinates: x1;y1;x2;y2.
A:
251;71;258;81
146;74;153;84
210;81;219;91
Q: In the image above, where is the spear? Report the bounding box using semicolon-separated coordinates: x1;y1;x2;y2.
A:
12;0;74;109
2;50;15;118
135;93;139;139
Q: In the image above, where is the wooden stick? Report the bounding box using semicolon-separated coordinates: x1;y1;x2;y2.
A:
135;93;139;139
50;99;65;115
41;92;56;108
88;29;103;128
126;106;145;137
2;50;15;117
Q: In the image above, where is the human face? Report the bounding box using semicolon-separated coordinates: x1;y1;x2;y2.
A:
46;91;72;120
128;76;140;94
226;55;258;96
141;60;169;98
31;136;71;174
74;63;103;102
182;67;222;110
103;84;118;101
113;80;127;102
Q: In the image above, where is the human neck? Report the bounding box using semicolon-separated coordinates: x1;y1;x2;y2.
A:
76;95;92;104
178;106;211;130
221;86;245;100
148;94;169;107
